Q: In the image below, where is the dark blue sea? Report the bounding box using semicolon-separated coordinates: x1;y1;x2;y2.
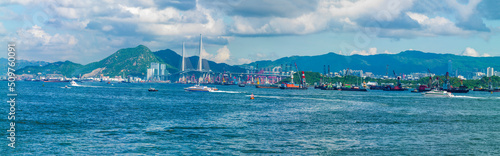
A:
2;81;500;155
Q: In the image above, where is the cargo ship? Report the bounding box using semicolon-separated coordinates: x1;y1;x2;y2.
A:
279;66;308;90
383;71;407;91
475;77;500;92
439;72;469;93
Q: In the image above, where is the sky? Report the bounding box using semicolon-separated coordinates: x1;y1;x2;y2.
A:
1;0;499;65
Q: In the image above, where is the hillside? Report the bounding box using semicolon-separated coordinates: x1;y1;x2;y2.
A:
17;45;246;77
77;45;177;77
17;61;83;76
244;50;500;76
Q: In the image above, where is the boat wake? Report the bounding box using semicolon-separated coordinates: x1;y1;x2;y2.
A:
452;95;482;99
211;90;243;94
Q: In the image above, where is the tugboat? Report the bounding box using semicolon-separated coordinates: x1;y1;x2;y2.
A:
383;70;408;91
148;86;158;92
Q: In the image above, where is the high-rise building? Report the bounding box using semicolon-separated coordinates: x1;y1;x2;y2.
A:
487;67;494;77
147;62;168;81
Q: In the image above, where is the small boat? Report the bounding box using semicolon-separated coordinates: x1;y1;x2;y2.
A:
422;89;453;97
70;81;81;86
239;83;246;87
61;85;71;89
184;85;218;92
411;89;419;93
338;86;368;91
148;87;158;92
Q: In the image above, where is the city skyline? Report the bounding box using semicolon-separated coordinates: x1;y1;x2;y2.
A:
1;0;500;65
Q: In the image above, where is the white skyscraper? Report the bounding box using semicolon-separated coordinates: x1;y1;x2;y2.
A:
487;67;494;77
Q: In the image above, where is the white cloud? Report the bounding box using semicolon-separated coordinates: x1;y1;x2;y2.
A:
350;47;378;56
212;45;231;63
446;0;481;21
407;12;467;36
102;25;113;31
482;53;491;57
238;58;252;64
461;47;479;57
14;25;79;61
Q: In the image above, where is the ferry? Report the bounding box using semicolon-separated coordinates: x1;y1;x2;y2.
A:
423;89;453;97
184;85;218;92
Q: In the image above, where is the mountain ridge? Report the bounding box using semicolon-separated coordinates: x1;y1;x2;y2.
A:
243;50;500;76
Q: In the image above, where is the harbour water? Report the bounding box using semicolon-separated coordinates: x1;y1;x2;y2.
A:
2;81;500;155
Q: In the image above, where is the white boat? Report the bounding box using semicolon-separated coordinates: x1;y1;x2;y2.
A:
70;81;81;86
422;89;454;97
184;85;218;92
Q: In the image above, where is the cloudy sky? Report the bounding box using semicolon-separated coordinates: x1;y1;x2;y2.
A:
1;0;499;65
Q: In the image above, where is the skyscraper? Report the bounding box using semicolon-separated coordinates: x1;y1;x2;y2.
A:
487;67;494;77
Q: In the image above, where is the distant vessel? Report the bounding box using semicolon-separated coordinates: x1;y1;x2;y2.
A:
442;72;469;93
238;83;246;87
70;81;81;86
44;78;70;82
338;85;368;91
148;87;158;92
423;89;453;97
256;84;279;89
279;69;308;90
61;85;71;89
337;68;367;92
185;85;218;92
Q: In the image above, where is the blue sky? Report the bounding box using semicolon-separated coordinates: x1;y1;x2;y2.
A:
1;0;499;65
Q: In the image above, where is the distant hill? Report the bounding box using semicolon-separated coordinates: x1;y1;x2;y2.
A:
244;50;500;76
17;45;246;77
77;45;177;77
0;58;49;75
17;61;82;76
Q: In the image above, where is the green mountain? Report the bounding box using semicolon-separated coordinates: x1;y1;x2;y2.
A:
77;45;177;77
17;61;83;76
244;50;500;76
17;45;246;77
